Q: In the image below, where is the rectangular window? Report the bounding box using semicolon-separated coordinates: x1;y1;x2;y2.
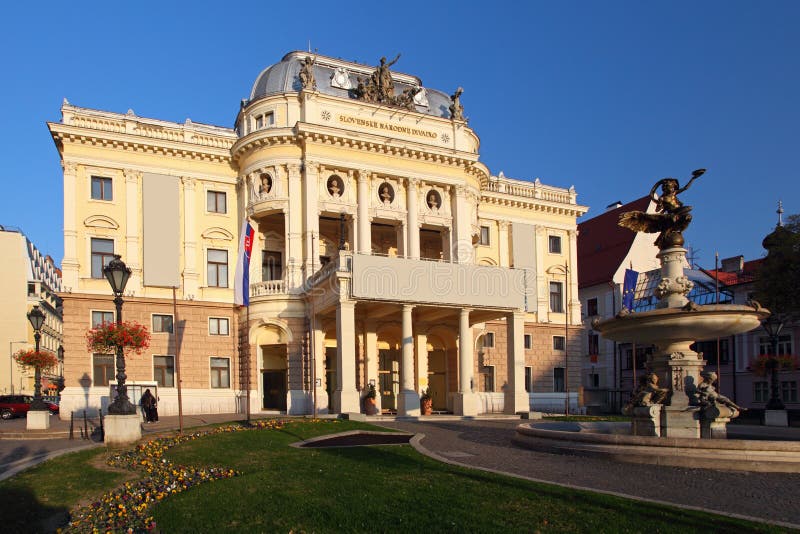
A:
154;355;175;387
91;311;114;328
759;335;793;356
255;115;264;129
549;235;562;254
91;238;115;279
524;334;532;350
587;297;598;317
587;332;599;356
206;191;227;214
588;373;600;388
210;357;231;388
91;176;112;201
479;225;490;246
483;332;495;349
549;282;563;313
207;249;228;287
93;353;114;386
553;336;566;351
754;381;769;403
152;314;174;333
781;381;797;403
692;340;731;365
482;366;495;392
262;250;283;281
27;283;36;297
525;366;532;393
553;367;565;392
209;317;230;336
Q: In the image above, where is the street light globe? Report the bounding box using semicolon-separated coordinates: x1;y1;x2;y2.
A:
103;254;131;296
27;305;45;331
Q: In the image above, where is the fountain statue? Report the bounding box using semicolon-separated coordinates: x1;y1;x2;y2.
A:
593;169;769;438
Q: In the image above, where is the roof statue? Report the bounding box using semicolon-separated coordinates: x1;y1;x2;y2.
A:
354;54;421;110
449;87;464;121
618;168;705;248
299;55;317;91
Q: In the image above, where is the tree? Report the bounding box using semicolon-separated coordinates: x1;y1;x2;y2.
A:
755;213;800;318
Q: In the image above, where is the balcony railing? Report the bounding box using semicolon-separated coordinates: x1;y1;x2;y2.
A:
250;279;286;297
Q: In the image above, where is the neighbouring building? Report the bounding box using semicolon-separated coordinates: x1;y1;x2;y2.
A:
48;51;588;418
0;225;63;396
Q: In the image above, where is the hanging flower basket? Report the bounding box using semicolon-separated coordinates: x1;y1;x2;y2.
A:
749;354;798;377
86;321;151;355
14;349;58;370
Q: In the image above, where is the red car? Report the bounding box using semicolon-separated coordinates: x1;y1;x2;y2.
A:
0;395;59;419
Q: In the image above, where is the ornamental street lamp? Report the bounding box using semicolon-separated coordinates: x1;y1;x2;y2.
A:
26;305;47;411
762;314;786;410
104;254;135;415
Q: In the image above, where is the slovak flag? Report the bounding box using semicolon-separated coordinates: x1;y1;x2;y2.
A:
234;219;255;306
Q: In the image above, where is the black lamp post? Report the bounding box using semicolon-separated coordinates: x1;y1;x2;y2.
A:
104;254;135;415
26;305;47;411
762;314;786;410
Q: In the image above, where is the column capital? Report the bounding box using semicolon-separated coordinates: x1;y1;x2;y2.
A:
402;304;415;313
407;177;419;189
357;169;371;182
61;161;78;176
288;163;302;176
498;220;511;231
454;184;467;197
182;176;196;189
123;168;140;183
303;160;320;175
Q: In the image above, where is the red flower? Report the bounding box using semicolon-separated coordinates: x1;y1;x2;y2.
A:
86;321;151;355
14;349;59;370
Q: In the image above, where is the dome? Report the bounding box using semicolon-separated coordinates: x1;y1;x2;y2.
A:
248;51;453;119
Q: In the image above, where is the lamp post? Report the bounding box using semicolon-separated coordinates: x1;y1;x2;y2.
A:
104;254;135;415
8;340;27;394
26;306;47;411
56;345;65;393
762;315;785;410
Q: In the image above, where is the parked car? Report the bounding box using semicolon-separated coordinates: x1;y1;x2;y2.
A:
0;395;59;419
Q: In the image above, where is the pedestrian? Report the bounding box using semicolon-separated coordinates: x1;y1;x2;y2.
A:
141;388;156;423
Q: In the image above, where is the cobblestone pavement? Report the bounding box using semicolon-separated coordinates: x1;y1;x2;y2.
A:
378;419;800;528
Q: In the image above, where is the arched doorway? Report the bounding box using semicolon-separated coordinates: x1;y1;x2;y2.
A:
253;323;290;412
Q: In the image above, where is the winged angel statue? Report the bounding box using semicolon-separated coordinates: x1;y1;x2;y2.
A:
618;169;705;248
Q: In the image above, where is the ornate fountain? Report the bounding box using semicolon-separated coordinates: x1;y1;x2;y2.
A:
593;169;769;438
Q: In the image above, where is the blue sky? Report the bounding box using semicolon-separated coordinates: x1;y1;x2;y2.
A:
1;1;797;267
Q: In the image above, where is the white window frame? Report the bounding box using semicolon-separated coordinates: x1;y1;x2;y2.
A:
93;353;115;387
482;365;495;392
89;236;116;279
209;317;230;336
90;175;113;201
91;310;115;328
152;313;174;334
524;334;532;350
479;225;490;246
153;354;176;388
206;190;227;214
548;234;562;254
210;357;231;389
483;332;495;349
206;248;230;288
553;335;566;351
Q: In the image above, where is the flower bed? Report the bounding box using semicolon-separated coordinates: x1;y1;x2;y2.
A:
62;418;292;533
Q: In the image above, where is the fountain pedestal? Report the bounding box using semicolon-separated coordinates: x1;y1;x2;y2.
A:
630;405;662;436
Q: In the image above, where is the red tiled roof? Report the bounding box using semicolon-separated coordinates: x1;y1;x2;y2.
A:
578;196;651;288
704;259;763;286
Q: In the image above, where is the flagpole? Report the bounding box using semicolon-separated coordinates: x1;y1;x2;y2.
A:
246;303;251;424
173;286;183;434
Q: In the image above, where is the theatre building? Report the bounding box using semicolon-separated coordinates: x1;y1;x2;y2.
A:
49;51;587;418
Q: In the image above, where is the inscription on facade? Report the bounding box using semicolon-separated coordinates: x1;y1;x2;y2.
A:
338;115;438;139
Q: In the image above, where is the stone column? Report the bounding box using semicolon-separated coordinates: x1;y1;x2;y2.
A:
407;178;420;260
312;314;328;414
181;176;199;298
124;169;142;290
498;221;510;268
397;305;420;416
303;161;320;279
61;161;79;290
287;165;303;290
416;332;429;394
357;170;371;255
334;301;359;413
365;323;380;413
505;311;529;414
452;185;472;263
455;308;478;415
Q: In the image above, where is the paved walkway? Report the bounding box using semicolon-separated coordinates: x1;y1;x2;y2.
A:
378;419;800;529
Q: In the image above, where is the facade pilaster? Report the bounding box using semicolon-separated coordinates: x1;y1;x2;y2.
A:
365;322;380;412
567;229;581;324
312;314;328;413
535;225;548;317
397;305;420;416
498;221;510;268
415;332;428;395
505;311;529;414
61;161;79;290
406;178;420;260
357;170;371;254
455;308;478;415
302;161;320;280
181;176;199;298
124;169;142;291
334;300;359;413
286;164;303;289
452;184;472;263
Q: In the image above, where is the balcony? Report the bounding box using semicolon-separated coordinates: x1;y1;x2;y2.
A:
307;252;526;310
250;279;286;297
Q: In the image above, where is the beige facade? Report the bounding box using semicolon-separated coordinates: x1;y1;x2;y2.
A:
49;51;587;418
0;226;63;396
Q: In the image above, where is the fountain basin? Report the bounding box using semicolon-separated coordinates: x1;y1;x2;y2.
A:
593;304;768;345
513;422;800;472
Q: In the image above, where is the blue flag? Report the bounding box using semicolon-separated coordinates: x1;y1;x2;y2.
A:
622;269;638;310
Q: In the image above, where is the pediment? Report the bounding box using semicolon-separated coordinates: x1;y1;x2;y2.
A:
83;215;119;230
201;227;234;240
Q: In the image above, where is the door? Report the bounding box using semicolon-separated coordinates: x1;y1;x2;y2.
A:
428;349;448;411
262;370;287;410
379;349;399;412
325;347;337;412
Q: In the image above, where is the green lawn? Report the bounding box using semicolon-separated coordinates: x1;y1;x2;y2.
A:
0;419;785;533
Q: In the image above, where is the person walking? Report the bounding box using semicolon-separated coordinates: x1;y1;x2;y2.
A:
141;389;156;423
